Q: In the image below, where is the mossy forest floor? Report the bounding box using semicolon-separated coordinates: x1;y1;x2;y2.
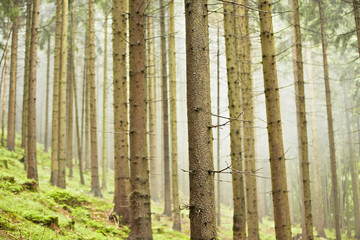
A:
0;139;357;239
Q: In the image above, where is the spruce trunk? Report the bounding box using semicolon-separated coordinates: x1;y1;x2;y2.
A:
112;0;131;223
128;0;153;237
7;15;19;151
184;0;217;238
102;7;108;190
318;2;341;239
258;0;292;239
44;36;50;152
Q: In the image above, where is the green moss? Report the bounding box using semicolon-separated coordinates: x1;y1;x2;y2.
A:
23;210;58;228
48;188;87;207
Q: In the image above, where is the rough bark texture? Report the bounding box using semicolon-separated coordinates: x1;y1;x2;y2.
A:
318;2;341;239
22;0;31;150
128;0;153;237
147;2;160;202
27;0;40;181
44;36;50;153
102;6;108;190
238;1;259;238
88;0;102;197
258;0;292;239
290;1;314;239
184;0;217;238
306;46;326;238
160;0;172;217
50;0;61;186
112;0;130;224
343;84;360;238
216;26;221;227
223;1;246;239
57;0;68;189
169;0;181;231
7;15;19;151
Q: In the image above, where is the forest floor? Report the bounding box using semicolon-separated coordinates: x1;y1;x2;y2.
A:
0;138;357;239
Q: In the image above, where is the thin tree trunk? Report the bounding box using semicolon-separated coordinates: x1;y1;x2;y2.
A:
57;0;68;189
1;19;10;147
258;0;292;239
159;0;171;217
84;27;90;171
238;1;259;238
353;0;360;57
50;0;61;185
112;0;131;223
147;0;159;203
306;45;326;238
344;167;351;237
223;1;246;238
21;0;31;151
67;0;76;178
88;0;102;197
44;36;51;152
184;0;217;238
27;0;40;181
168;0;180;231
73;55;85;185
7;14;19;151
290;0;314;238
102;6;108;190
318;2;341;239
128;0;153;237
343;83;360;238
216;26;221;227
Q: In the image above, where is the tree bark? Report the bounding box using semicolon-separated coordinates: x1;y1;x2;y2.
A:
306;45;326;238
102;6;108;191
1;20;10;147
112;0;130;223
258;0;292;239
7;14;19;151
216;26;221;227
147;0;160;203
159;0;172;217
44;36;51;153
290;0;314;238
50;0;61;186
184;0;217;238
168;0;181;231
88;0;102;197
27;0;40;181
318;2;341;239
223;2;246;238
128;0;153;237
57;0;68;189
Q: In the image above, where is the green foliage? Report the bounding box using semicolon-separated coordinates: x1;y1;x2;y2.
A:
23;210;59;228
48;188;87;207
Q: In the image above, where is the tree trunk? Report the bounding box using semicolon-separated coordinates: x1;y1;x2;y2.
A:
290;0;314;238
27;0;40;181
112;0;130;223
7;14;19;151
343;83;360;238
57;0;68;189
67;0;76;179
184;0;217;238
258;0;292;239
73;54;85;185
44;36;51;153
353;0;360;57
102;6;108;190
223;1;246;238
159;0;172;217
84;26;90;171
147;0;159;203
318;2;341;239
128;0;153;237
237;1;259;238
1;20;10;147
216;26;221;227
168;0;181;231
21;0;32;150
88;0;102;197
306;45;326;238
50;0;61;186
